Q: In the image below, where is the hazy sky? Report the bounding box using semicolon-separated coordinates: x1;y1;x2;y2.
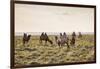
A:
15;4;94;33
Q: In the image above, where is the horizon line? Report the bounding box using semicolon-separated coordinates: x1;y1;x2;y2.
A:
15;32;94;36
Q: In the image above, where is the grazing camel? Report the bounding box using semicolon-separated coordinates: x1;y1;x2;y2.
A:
39;32;53;45
23;33;31;45
55;32;69;48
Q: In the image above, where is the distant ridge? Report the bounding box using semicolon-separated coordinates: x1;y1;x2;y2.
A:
15;32;94;36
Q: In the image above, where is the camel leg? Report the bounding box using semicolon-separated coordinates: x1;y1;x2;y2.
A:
23;40;25;46
39;40;42;44
58;43;60;47
45;40;47;45
58;41;61;47
66;42;69;48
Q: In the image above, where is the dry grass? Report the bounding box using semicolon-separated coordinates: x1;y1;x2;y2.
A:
14;34;95;66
